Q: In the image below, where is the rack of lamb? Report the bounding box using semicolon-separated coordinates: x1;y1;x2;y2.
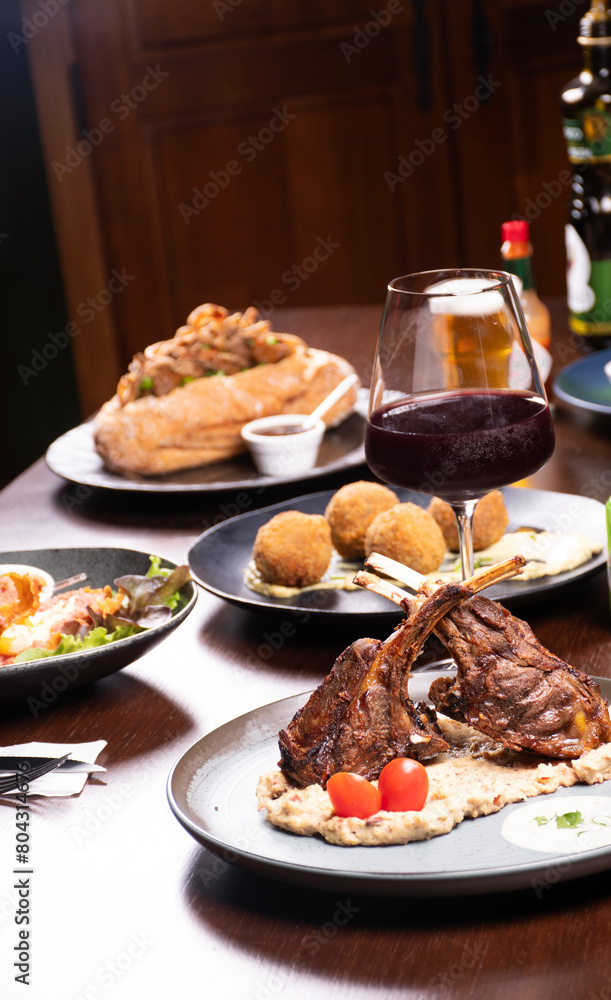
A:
279;556;611;789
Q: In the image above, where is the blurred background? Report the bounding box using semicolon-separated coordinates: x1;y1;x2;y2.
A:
0;0;585;487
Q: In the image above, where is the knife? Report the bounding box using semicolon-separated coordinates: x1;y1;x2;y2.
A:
0;755;106;774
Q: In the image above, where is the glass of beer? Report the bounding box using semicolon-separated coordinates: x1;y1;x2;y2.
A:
428;274;514;389
364;268;555;579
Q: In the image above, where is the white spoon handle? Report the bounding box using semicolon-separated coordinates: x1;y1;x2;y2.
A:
302;373;359;428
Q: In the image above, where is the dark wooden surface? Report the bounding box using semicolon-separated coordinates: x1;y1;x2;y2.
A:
1;302;611;999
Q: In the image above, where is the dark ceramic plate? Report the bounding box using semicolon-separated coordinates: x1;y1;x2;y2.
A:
44;394;367;493
167;670;611;897
186;486;606;620
553;348;611;415
0;548;197;702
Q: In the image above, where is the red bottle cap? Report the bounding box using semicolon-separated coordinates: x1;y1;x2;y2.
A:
501;220;530;241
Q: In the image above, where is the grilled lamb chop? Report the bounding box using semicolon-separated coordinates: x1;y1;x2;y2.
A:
278;579;480;787
428;597;611;758
360;554;611;760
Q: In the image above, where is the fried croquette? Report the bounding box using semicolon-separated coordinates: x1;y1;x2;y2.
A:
364;502;446;574
252;511;333;587
324;480;399;559
428;491;509;552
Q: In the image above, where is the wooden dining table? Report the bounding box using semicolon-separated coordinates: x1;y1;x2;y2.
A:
1;301;611;1000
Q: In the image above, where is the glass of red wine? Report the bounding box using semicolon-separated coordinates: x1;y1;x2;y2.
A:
364;269;555;579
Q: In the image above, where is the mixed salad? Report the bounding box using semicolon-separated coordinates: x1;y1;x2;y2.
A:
0;556;191;665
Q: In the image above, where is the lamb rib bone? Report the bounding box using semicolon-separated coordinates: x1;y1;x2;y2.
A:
359;552;526;598
277;575;484;787
355;553;611;759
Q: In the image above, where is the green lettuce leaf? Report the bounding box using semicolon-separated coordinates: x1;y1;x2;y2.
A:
114;562;191;616
14;625;136;662
12;557;191;663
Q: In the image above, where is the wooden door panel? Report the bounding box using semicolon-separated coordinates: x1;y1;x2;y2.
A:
131;0;382;48
28;0;581;413
154;111;295;321
67;0;451;366
153;90;406;322
269;91;406;304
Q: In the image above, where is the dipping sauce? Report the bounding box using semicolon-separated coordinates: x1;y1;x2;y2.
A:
251;424;310;436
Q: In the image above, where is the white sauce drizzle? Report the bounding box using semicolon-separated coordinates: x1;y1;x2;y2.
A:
501;795;611;854
244;529;602;597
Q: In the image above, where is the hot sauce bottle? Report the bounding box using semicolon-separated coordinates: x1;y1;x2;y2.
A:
500;220;552;350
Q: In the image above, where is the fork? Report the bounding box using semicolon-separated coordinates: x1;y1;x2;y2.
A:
0;753;71;795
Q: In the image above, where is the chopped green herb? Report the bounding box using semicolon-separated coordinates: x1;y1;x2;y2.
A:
179;376;195;386
555;810;583;829
265;335;278;345
139;376;154;392
534;810;584;829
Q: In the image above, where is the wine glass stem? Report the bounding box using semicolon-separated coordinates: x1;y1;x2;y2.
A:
450;501;478;581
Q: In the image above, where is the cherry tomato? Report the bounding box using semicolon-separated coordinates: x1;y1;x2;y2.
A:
378;758;429;812
327;771;382;819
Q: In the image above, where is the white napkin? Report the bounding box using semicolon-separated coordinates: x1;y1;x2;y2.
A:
0;741;107;797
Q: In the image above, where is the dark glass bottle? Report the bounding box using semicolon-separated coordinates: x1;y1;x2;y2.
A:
562;0;611;343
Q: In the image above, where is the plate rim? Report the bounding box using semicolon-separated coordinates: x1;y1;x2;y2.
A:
0;545;197;680
167;672;611;897
44;395;368;494
553;347;611;415
186;485;607;618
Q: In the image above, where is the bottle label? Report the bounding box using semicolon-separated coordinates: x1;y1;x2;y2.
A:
563;112;611;163
566;223;611;333
503;256;533;291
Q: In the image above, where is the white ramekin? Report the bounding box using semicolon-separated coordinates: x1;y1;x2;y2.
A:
240;413;326;477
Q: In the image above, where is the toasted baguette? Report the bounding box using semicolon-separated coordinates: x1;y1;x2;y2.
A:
93;344;359;476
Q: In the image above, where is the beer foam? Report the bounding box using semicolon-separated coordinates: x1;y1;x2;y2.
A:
426;277;505;316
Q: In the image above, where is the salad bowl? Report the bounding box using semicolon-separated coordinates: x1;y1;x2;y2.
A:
0;547;197;705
